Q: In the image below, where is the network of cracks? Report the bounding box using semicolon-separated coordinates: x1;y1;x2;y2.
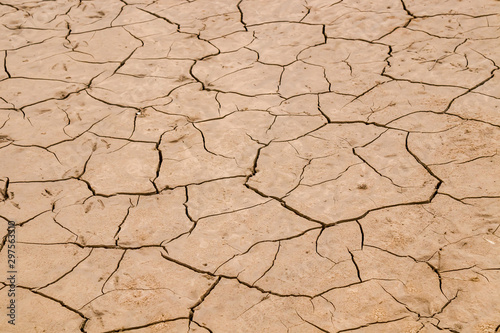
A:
0;0;499;332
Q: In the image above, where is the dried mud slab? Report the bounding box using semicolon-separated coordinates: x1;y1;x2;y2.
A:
0;0;499;332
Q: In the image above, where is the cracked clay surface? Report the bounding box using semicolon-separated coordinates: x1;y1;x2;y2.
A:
0;0;499;332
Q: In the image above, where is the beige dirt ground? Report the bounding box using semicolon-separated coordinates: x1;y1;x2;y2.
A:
0;0;499;332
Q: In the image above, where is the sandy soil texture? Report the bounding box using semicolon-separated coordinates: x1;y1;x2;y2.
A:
0;0;499;332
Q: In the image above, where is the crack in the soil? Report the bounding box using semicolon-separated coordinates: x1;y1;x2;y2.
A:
1;2;498;331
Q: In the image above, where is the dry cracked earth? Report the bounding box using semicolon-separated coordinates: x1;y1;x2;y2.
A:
0;0;499;332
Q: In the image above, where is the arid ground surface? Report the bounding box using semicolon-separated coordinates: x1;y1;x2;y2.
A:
0;0;499;332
